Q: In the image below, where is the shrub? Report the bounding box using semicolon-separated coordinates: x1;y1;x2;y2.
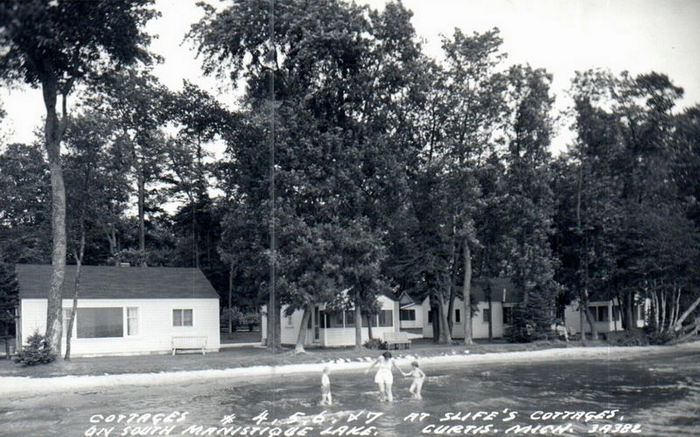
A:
607;330;650;346
15;331;55;366
363;338;387;350
644;328;671;345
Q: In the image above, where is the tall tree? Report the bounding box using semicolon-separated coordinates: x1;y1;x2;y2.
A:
163;82;231;270
0;0;157;353
89;70;169;264
0;143;52;263
62;112;129;358
500;65;560;341
193;0;422;350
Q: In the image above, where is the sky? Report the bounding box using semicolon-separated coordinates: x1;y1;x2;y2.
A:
1;0;699;154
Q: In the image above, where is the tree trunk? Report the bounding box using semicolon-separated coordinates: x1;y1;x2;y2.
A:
192;198;199;269
672;286;682;330
579;300;586;345
266;298;281;351
228;262;234;334
64;222;86;361
463;240;473;346
295;306;311;353
42;75;67;357
137;166;146;266
666;287;677;333
437;293;452;344
431;301;440;343
672;320;700;344
365;312;373;339
106;224;118;265
660;290;667;334
673;295;700;332
584;305;598;340
625;293;634;331
447;228;457;335
354;301;362;350
487;287;493;342
447;283;455;335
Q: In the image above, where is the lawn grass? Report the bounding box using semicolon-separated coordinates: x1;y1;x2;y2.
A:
220;330;261;343
0;338;592;379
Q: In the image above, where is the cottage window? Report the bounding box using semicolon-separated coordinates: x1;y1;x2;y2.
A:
286;314;293;327
77;308;124;338
454;309;461;324
503;307;513;325
173;309;193;327
345;310;355;327
400;309;416;321
377;310;393;327
427;310;433;324
593;306;608;322
483;309;491;323
322;311;344;328
127;307;139;336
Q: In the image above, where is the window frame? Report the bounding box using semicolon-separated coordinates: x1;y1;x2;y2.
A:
399;309;416;321
126;306;140;337
75;307;125;339
377;309;393;327
173;308;194;327
503;306;513;325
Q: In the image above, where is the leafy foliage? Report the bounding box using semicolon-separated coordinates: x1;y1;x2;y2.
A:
15;331;56;366
363;338;388;350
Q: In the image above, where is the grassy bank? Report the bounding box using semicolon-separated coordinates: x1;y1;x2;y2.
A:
0;338;618;379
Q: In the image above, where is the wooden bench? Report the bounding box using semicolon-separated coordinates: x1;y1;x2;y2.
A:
171;336;208;355
383;332;411;350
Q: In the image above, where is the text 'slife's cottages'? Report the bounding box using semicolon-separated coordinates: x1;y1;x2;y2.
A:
16;264;220;357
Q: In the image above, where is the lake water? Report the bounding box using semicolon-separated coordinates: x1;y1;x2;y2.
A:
1;348;698;436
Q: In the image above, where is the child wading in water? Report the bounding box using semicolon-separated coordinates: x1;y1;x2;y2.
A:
321;367;333;406
401;361;425;399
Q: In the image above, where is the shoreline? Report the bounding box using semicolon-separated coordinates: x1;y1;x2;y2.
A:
2;341;698;397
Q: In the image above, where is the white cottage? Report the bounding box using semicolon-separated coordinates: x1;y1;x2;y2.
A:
16;264;221;357
397;291;423;332
261;292;400;347
421;278;520;340
564;297;648;335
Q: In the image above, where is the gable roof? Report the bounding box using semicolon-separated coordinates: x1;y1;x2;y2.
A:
472;277;521;304
16;264;219;300
398;290;422;307
415;277;522;304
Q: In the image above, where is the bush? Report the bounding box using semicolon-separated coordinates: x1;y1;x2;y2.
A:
607;330;650;346
15;332;55;366
644;328;671;345
363;338;387;350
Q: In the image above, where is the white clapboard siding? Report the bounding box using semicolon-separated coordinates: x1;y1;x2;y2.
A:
421;297;505;339
20;298;220;357
264;294;400;347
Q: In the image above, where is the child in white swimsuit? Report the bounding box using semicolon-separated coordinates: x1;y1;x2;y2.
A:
401;361;425;399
